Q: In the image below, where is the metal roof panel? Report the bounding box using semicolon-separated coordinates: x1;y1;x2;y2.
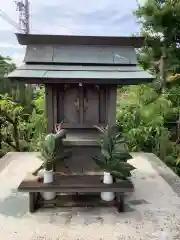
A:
24;45;53;63
8;68;153;81
44;70;153;79
18;64;141;72
53;45;137;64
8;69;46;78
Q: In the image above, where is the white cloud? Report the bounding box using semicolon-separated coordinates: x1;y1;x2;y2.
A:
11;52;24;66
0;42;23;49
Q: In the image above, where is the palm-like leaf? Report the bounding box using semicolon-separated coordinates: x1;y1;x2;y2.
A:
39;129;70;170
93;125;135;180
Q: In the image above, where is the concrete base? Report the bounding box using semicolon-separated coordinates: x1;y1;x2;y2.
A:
0;152;180;239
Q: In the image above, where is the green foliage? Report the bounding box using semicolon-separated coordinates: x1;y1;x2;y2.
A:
93;125;135;180
117;85;172;151
116;83;180;175
117;0;180;176
26;88;47;151
40;131;70;171
0;94;27;152
135;0;180;77
0;85;47;154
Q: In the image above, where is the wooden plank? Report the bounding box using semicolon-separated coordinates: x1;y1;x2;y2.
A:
99;86;106;124
10;77;153;85
45;84;54;133
107;85;117;126
63;84;80;125
116;194;125;213
19;186;134;193
83;85;99;125
39;194;116;208
61;123;106;129
29;192;36;213
57;84;64;123
18;179;134;193
79;84;84;124
52;86;58;127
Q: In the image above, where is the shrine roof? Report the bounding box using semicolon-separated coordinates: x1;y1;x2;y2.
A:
8;33;154;84
16;33;144;48
8;64;154;85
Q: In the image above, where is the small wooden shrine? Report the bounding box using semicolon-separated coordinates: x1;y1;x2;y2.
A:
9;34;154;173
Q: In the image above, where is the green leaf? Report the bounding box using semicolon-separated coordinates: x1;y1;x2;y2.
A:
101;148;110;159
111;171;131;180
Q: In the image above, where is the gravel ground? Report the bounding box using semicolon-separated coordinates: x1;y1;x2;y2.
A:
0;152;180;240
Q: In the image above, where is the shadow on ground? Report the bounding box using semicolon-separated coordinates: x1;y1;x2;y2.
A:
0;190;28;218
0;189;147;221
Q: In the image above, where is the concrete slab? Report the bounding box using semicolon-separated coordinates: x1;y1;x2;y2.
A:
0;152;180;239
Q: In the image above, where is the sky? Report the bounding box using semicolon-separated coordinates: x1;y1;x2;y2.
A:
0;0;144;65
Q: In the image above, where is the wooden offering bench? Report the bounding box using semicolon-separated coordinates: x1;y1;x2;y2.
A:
18;172;134;213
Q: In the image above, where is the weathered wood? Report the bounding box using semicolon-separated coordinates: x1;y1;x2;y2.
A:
45;84;54;133
57;84;64;123
116;194;125;213
18;174;134;193
61;123;106;129
56;84;107;128
9;78;154;85
18;173;133;213
99;86;106;124
52;86;58;127
63;84;80;125
107;85;117;126
29;192;36;213
39;194;116;208
83;85;99;124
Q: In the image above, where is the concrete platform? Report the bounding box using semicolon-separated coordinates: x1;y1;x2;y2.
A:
0;152;180;239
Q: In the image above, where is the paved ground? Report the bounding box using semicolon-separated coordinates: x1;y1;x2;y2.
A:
0;152;180;240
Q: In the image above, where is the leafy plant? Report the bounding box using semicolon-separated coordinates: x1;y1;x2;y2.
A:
116;85;173;152
40;129;70;171
27;88;46;151
163;143;180;176
93;125;135;180
0;94;27;152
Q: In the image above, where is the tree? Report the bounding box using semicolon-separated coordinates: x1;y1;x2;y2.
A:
116;1;180;176
0;55;42;154
0;94;26;152
136;0;180;82
0;55;34;114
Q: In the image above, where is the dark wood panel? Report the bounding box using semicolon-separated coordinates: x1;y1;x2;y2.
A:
12;77;153;85
83;85;99;124
18;174;134;193
19;186;133;193
52;86;58;127
106;85;117;126
61;123;106;129
63;84;80;125
99;86;107;124
45;84;54;133
39;194;116;208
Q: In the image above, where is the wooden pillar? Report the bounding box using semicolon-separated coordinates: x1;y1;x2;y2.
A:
107;85;117;127
45;84;54;133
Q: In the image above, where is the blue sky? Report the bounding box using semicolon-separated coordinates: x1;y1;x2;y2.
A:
0;0;144;65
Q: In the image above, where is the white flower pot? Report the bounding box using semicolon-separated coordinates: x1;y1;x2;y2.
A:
42;169;56;200
101;171;115;201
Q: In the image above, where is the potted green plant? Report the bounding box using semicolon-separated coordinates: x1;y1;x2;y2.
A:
40;123;70;200
93;125;135;201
